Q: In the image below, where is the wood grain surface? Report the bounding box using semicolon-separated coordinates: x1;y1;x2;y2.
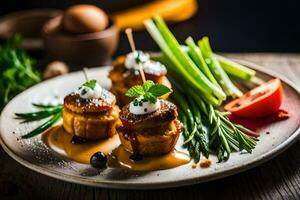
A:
0;53;299;200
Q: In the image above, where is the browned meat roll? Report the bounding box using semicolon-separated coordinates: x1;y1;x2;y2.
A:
63;87;120;140
109;54;172;107
116;100;182;156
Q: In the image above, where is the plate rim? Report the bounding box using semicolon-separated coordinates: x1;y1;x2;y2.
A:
0;59;299;189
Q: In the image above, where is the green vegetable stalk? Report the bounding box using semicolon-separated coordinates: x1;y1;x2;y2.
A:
215;54;256;80
144;16;226;105
199;37;242;98
185;37;220;88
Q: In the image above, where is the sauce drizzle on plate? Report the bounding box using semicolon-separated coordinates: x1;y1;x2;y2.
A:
43;125;191;171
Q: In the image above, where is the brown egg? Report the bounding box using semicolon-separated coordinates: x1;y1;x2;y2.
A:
62;4;109;34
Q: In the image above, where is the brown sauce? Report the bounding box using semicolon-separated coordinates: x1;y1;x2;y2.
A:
108;146;191;171
42;125;120;164
43;125;191;171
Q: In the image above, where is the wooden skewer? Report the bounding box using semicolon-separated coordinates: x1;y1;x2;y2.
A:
138;64;146;84
125;28;146;84
83;67;89;81
125;28;136;52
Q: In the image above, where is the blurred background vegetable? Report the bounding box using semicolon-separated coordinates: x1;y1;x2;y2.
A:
0;35;40;110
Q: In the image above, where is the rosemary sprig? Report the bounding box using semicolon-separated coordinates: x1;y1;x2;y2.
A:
15;103;63;139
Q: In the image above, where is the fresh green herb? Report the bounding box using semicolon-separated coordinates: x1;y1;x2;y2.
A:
83;80;97;89
142;80;154;91
126;85;145;97
0;35;41;110
15;103;62;139
143;92;157;103
125;80;172;103
148;84;172;97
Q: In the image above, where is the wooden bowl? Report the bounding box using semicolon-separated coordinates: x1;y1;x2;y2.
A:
42;15;119;68
0;9;62;50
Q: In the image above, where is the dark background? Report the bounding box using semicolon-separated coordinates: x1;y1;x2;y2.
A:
1;0;299;55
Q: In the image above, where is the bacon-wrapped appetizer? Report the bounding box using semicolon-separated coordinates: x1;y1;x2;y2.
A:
63;80;120;140
108;51;171;106
116;80;182;156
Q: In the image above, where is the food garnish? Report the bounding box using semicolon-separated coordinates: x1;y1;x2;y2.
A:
145;15;259;162
126;80;171;103
0;35;40;110
225;78;283;118
126;80;171;115
15;103;62;139
76;79;103;99
90;151;107;168
124;50;150;70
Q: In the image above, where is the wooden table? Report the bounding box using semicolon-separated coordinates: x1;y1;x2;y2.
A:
0;54;299;200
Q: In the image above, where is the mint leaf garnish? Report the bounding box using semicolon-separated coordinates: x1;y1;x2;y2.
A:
125;80;172;103
144;92;157;103
148;84;172;97
125;85;145;97
83;80;97;89
142;80;154;92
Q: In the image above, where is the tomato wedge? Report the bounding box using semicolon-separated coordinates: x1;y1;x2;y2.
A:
224;78;283;118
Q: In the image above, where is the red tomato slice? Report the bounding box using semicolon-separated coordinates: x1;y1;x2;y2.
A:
224;78;283;118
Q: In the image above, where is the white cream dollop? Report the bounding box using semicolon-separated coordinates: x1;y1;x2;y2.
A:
129;96;160;115
76;83;102;99
143;60;167;75
124;51;150;70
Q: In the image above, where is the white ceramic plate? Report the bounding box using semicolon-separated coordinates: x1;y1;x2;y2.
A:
1;61;300;189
